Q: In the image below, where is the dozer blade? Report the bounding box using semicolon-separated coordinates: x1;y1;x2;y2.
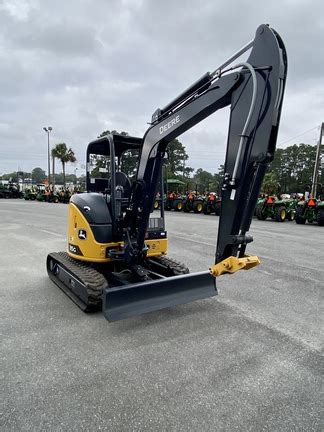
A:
103;271;217;322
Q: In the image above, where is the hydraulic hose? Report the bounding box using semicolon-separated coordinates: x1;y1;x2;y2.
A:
229;61;257;192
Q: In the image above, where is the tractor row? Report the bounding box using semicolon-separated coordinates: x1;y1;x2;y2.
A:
0;182;75;203
0;183;23;199
255;195;324;225
3;181;323;226
24;186;72;203
161;191;221;215
155;192;324;226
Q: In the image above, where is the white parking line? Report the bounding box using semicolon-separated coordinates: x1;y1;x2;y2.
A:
39;229;65;238
171;233;324;273
171;233;214;247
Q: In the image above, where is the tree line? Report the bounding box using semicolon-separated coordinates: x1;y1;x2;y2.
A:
165;141;323;195
163;140;323;196
1;143;76;187
1;131;322;196
262;144;323;194
1;168;80;185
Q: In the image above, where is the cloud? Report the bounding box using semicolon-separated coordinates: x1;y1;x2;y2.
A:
0;0;323;175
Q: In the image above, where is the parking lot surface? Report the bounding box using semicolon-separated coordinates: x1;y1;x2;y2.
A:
1;200;323;431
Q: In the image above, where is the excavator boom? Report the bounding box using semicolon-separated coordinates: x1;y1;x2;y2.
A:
102;24;287;321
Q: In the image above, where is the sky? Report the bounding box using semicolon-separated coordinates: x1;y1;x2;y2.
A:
0;0;323;177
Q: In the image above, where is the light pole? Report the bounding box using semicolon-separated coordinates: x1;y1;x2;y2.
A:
43;126;53;187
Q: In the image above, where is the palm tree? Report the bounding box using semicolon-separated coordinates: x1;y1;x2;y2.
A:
51;143;77;188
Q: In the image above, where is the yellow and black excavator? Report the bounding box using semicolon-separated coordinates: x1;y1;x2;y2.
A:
47;24;287;321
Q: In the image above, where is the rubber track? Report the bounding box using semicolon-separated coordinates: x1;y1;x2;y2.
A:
150;255;190;275
49;252;107;304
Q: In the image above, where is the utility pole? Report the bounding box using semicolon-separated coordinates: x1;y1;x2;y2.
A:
311;123;324;197
43;126;53;187
52;154;55;191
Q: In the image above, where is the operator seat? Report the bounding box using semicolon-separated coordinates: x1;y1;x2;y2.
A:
115;171;132;199
114;171;132;212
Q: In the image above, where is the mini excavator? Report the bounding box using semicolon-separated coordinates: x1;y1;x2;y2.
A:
47;24;287;321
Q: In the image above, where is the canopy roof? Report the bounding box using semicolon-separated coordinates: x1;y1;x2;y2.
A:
166;179;185;185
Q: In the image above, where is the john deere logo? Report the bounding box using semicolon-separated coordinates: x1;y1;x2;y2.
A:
78;229;87;240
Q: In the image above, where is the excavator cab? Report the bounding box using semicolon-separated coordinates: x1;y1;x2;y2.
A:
63;134;168;262
86;134;140;195
85;134;142;230
47;24;288;321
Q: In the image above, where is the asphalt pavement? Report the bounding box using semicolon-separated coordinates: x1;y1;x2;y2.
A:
1;200;323;431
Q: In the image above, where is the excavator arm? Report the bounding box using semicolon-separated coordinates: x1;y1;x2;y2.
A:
125;24;287;264
103;24;287;321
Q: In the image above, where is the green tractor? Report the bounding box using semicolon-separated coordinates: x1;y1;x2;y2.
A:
295;197;324;225
24;187;37;200
163;178;186;211
164;191;185;211
0;182;23;199
284;198;297;221
255;196;295;222
0;184;10;199
58;189;72;204
153;193;161;210
36;188;59;203
203;192;222;215
182;191;204;213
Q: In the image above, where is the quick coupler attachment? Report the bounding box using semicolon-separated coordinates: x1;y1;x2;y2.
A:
210;255;260;277
103;271;217;322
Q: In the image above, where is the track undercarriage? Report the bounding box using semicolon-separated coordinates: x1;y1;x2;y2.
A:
47;253;191;313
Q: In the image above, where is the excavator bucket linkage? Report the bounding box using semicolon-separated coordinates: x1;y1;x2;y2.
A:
209;255;260;277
